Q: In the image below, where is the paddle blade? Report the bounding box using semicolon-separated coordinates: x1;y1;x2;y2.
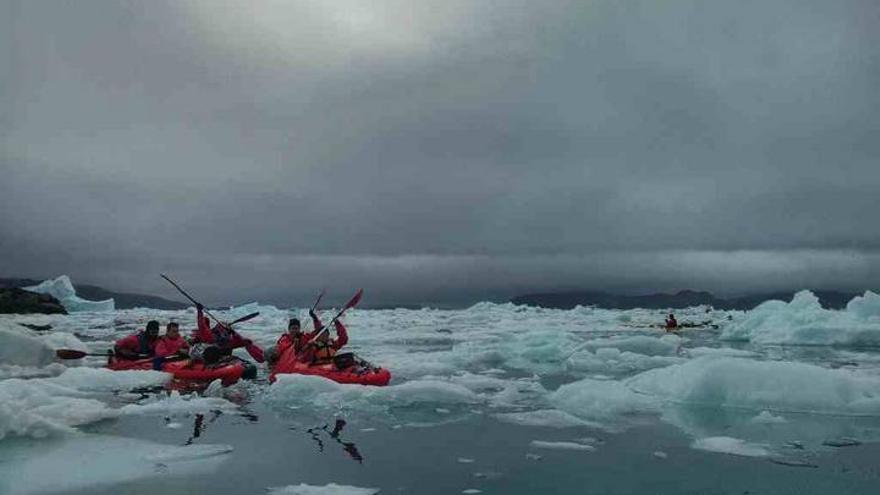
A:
344;288;364;311
55;349;88;360
246;344;265;363
231;312;260;325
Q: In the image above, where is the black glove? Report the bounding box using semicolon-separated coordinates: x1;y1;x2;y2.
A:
309;310;318;319
196;303;204;311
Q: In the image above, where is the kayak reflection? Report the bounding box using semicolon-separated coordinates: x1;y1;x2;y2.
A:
306;419;363;464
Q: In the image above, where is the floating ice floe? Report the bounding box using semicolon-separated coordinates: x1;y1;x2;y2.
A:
751;411;788;424
267;483;379;495
691;436;771;457
0;435;232;495
529;440;596;451
493;409;600;428
0;371;236;441
627;356;880;416
265;374;481;422
24;275;115;312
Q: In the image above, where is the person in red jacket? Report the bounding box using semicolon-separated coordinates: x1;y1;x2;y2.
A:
665;313;679;332
155;322;190;358
298;319;349;365
269;311;325;363
191;304;265;363
114;320;160;360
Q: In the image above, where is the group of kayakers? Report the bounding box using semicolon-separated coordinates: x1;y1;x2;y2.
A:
112;303;350;370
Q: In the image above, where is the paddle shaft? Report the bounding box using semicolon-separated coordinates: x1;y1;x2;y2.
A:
161;273;225;327
308;289;363;345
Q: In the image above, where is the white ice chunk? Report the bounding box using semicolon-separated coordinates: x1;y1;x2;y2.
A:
50;368;169;392
691;436;770;457
265;374;481;418
529;440;596;451
0;323;57;367
120;391;238;416
494;409;599;428
550;378;657;424
628;357;880;416
0;436;231;495
267;484;379;495
751;411;788;424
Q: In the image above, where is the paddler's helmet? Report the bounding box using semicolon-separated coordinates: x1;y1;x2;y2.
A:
145;320;160;338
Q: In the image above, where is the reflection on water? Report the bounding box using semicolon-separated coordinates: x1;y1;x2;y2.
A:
306;419;363;463
184;410;223;445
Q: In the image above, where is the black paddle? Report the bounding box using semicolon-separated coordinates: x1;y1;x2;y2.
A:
161;273;264;362
55;349;189;363
56;349;112;359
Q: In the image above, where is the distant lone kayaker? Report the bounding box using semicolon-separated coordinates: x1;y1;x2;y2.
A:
665;313;678;331
114;320;160;360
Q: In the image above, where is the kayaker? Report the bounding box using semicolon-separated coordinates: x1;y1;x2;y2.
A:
192;303;265;363
299;318;349;365
114;320;160;360
665;313;679;331
269;310;326;362
155;322;190;358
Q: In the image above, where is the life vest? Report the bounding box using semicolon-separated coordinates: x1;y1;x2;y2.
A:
313;340;337;360
136;332;154;355
210;325;232;347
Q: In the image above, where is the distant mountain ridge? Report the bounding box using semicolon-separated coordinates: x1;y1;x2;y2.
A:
0;278;189;310
510;289;866;310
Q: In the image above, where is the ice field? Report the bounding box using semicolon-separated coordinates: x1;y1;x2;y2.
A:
3;287;880;494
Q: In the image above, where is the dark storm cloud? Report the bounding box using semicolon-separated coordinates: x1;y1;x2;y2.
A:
2;0;879;305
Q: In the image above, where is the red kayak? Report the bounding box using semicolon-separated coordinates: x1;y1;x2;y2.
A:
107;356;254;386
269;347;390;386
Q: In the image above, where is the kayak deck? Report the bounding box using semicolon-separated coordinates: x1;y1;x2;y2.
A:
107;356;252;386
269;347;390;386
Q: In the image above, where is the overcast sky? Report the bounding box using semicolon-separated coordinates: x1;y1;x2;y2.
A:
2;0;879;306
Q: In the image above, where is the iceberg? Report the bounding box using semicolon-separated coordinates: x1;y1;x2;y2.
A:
24;275;115;312
721;290;880;346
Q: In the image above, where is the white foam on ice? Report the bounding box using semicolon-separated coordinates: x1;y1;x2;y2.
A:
691;436;771;457
24;275;115;312
721;290;880;346
0;435;232;495
267;484;379;495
